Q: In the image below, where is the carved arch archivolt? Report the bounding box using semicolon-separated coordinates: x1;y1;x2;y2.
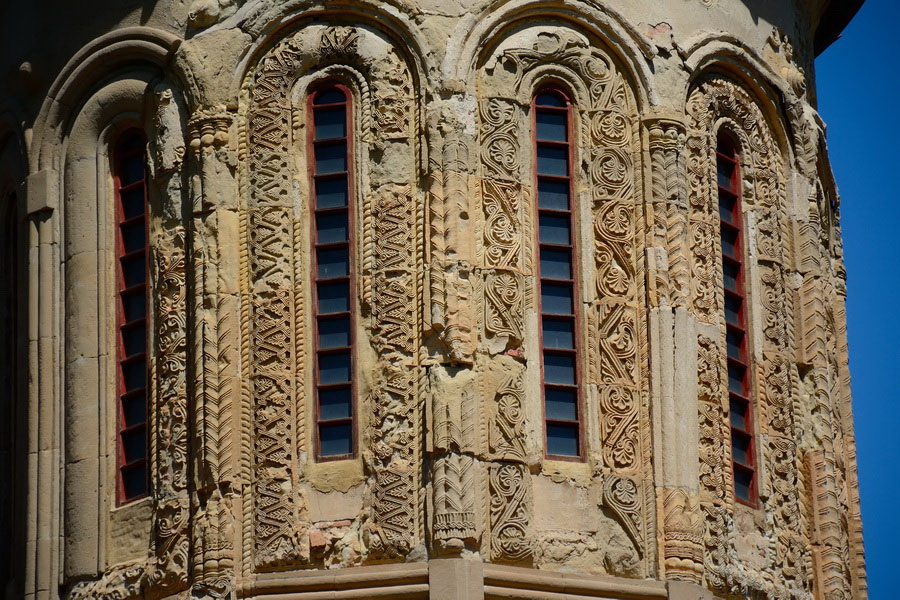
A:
240;21;422;571
686;74;812;599
474;24;652;573
60;71;192;599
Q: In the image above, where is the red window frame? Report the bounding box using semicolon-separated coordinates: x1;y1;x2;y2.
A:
533;87;584;461
308;83;357;461
716;132;758;507
113;129;149;504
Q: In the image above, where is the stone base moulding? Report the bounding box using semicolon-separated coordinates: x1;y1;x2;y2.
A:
484;563;667;600
237;562;429;599
231;560;702;599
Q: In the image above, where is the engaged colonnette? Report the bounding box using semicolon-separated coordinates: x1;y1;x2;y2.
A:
0;0;866;598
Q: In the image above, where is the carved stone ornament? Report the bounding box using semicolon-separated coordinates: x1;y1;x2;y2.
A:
661;488;704;582
489;463;533;563
687;76;811;600
242;24;420;569
477;26;650;568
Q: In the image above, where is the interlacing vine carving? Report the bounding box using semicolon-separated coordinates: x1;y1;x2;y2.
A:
243;25;421;568
489;463;532;562
687;76;811;600
478;28;648;567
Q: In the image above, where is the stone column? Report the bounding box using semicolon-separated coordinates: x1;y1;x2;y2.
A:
185;107;240;598
425;95;480;558
24;169;62;600
643;115;703;583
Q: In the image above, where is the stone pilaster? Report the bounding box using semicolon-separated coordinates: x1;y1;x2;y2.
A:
644;115;703;583
186;107;240;597
425;97;480;556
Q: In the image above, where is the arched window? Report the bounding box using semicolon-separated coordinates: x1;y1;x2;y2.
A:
309;85;356;459
716;132;757;505
533;89;582;459
113;129;149;503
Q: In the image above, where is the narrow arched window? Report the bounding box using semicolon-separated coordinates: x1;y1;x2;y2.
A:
113;130;149;503
534;89;582;459
716;133;757;505
309;85;356;459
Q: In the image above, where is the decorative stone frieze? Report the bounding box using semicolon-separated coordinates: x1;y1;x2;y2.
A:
7;3;867;600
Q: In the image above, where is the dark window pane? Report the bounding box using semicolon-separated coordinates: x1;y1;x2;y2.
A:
717;158;735;189
545;388;577;420
122;360;146;392
315;177;348;209
721;227;738;259
318;316;351;349
316;211;349;244
120;187;145;220
718;194;737;224
121;426;146;464
317;281;350;314
120;154;145;186
544;352;575;385
728;363;746;395
118;135;144;154
536;110;567;142
319;386;352;420
121;289;146;323
317;246;349;278
539;214;571;246
537;179;569;210
314;107;346;140
542;317;574;349
540;247;572;280
541;282;573;315
121;220;146;254
547;423;579;457
314;89;346;105
732;431;751;466
726;329;744;362
730;397;749;431
725;294;742;326
319;422;352;456
121;464;147;499
536;145;568;176
121;393;147;428
535;93;565;107
318;351;351;384
723;260;740;293
734;466;752;502
121;255;146;288
121;324;147;358
315;142;347;174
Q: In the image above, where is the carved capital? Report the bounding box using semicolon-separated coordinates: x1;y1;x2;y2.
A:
188;109;231;152
644;117;687;153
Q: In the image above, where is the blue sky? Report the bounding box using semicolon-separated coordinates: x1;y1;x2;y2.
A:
815;0;899;596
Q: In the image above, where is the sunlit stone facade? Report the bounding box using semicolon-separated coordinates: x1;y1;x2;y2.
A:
0;1;867;598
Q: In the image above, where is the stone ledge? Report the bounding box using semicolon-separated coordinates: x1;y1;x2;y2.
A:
239;561;429;598
483;563;667;599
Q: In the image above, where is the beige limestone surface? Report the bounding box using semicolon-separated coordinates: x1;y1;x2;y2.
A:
0;0;866;599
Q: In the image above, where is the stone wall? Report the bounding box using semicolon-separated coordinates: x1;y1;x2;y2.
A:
0;1;866;599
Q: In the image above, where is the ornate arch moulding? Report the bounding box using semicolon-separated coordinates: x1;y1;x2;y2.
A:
685;75;814;600
31;26;181;171
232;3;434;97
680;33;816;172
449;0;656;108
473;23;653;573
681;32;797;101
62;72;192;600
239;20;422;572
